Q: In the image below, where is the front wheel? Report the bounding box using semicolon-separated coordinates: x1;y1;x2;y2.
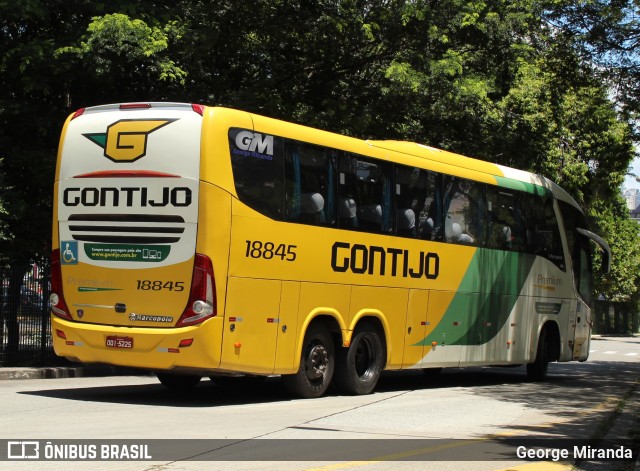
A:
282;323;335;398
334;322;385;395
527;329;549;381
157;373;201;391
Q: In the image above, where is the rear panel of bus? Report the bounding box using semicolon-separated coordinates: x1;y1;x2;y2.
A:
51;103;226;372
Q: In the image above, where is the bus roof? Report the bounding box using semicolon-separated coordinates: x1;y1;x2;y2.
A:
365;140;581;211
71;103;583;212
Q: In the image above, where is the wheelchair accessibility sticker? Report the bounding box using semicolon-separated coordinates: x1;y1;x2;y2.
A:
61;241;78;265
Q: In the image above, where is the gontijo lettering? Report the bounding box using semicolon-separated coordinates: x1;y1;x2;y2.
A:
62;187;192;207
331;241;439;279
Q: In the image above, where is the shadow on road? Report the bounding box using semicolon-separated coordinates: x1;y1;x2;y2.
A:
19;359;638;415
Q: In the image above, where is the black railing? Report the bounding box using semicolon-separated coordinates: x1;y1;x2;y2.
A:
0;259;65;367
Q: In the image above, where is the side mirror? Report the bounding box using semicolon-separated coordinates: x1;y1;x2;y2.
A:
577;228;611;273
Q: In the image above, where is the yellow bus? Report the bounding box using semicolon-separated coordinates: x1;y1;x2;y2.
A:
51;103;610;397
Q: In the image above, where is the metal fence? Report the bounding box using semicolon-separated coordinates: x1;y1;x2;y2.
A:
594;300;640;335
0;258;64;367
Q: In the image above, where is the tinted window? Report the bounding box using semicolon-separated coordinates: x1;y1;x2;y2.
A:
229;128;284;220
284;141;337;227
532;197;565;270
228;128;570;270
338;154;393;234
443;177;486;246
559;201;593;304
486;187;530;252
394;166;442;240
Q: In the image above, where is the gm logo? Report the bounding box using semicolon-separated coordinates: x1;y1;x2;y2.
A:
83;119;176;162
235;131;274;156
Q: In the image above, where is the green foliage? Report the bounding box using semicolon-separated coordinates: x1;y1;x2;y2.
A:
590;198;640;303
0;0;638;304
56;13;186;85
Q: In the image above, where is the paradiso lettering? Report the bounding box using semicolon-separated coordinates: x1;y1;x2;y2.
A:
63;187;192;207
331;242;440;279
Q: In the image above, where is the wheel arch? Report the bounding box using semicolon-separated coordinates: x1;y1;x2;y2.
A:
535;320;561;363
292;309;344;372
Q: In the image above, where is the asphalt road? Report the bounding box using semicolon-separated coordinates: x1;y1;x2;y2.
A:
0;336;638;471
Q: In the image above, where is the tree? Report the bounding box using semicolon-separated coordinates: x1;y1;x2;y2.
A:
544;0;640;139
0;1;185;363
0;0;638;350
591;197;640;303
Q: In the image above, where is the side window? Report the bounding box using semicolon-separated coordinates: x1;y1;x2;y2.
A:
338;154;393;234
394;166;442;240
443;177;486;246
229;128;284;220
486;187;529;252
532;197;565;270
284;141;337;227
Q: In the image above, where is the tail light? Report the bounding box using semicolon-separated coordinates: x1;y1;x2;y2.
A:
176;254;216;327
71;108;85;120
50;249;72;320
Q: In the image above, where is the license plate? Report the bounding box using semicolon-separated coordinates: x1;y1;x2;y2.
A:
105;336;133;349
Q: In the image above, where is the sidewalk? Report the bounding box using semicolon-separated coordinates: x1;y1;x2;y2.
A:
574;374;640;471
0;365;143;380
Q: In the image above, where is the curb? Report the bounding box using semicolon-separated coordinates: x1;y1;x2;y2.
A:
0;366;144;380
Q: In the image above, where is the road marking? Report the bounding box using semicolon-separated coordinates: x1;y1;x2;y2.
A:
302;439;481;470
624;352;638;357
495;463;572;470
603;351;617;355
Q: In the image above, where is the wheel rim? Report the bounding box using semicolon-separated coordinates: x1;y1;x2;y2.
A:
354;336;376;381
305;342;329;384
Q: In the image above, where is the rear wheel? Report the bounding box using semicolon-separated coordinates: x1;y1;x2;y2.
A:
157;373;201;391
334;322;384;395
527;329;549;381
282;323;335;398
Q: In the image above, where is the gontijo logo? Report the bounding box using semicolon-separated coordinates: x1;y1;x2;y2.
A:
83;119;177;162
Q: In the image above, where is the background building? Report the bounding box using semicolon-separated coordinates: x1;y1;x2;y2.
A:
623;188;640;211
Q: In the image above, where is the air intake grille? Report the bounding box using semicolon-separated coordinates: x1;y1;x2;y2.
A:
68;214;185;244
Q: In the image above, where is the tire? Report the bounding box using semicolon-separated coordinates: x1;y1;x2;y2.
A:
527;329;549;381
282;323;335;398
334;322;385;395
157;373;201;391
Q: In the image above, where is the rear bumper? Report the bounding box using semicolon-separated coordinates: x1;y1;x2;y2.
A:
51;315;224;372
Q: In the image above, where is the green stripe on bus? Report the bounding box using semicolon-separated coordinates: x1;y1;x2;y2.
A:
414;249;536;347
493;176;550;197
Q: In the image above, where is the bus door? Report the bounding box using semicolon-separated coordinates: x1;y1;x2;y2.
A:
571;298;591;360
570;231;597;360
